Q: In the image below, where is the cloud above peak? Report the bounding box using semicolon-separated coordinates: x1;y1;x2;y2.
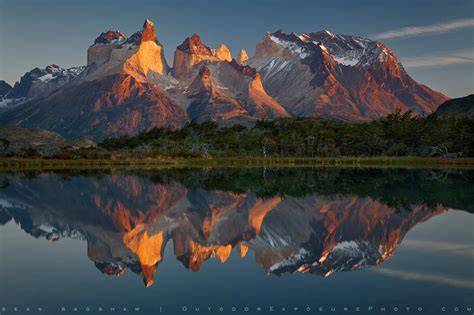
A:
371;18;474;40
401;49;474;68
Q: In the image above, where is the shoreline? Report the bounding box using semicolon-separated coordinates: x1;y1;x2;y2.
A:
1;156;474;170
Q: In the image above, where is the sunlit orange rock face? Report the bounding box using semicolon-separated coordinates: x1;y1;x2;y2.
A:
124;231;165;287
237;243;249;257
248;197;283;235
123;18;168;80
0;174;450;287
187;241;232;271
141;19;157;42
214;44;232;62
87;18;168;80
172;34;232;80
236;49;249;64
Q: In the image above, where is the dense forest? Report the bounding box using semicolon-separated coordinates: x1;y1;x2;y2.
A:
100;112;474;157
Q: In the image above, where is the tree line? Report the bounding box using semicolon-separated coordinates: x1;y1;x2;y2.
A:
100;112;474;157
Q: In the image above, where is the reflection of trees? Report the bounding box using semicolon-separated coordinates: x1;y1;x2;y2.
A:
0;138;10;155
144;168;474;211
2;168;473;212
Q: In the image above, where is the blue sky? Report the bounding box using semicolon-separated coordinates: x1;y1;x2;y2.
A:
0;0;472;97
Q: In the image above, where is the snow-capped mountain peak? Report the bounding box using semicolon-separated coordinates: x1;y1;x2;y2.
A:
2;64;85;101
261;29;394;67
306;30;398;67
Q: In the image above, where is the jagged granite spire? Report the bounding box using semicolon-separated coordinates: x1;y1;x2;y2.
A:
141;18;157;42
236;49;249;64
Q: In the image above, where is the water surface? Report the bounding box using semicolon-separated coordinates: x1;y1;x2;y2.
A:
0;168;473;314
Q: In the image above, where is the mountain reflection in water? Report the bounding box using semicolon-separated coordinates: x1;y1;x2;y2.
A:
0;168;472;287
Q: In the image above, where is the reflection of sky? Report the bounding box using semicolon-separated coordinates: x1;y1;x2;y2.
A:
0;208;473;313
400;239;474;256
370;210;474;290
371;268;474;289
0;0;473;97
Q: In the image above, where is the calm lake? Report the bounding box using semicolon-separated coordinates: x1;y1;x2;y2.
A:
0;167;473;314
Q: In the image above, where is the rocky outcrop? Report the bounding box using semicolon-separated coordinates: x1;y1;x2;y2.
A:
122;19;169;79
186;65;248;124
0;80;12;98
86;19;169;81
87;31;126;66
213;44;232;62
172;34;232;80
94;30;126;45
141;19;158;42
236;49;249;64
186;61;289;124
0;127;95;156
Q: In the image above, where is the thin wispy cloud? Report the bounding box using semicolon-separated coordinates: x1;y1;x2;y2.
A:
401;49;474;68
371;268;474;289
371;18;474;40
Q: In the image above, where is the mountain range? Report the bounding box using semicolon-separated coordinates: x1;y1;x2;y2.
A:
0;19;449;141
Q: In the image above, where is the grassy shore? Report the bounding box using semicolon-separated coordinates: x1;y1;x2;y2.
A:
1;156;474;170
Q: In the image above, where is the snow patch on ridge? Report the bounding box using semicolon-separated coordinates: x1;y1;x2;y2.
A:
269;35;310;59
333;56;360;66
267;31;390;69
38;224;56;233
269;248;310;272
324;30;334;37
38;73;54;82
333;240;360;251
328;240;378;271
0;198;23;209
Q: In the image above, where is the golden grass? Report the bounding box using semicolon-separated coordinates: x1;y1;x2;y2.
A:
1;156;473;170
